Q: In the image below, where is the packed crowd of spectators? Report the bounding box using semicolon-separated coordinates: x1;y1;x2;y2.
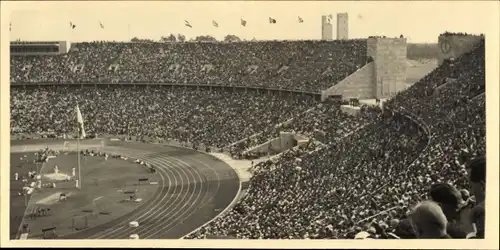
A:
229;100;378;158
11;87;317;148
186;39;486;239
189;109;428;239
10;40;368;93
10;36;486;239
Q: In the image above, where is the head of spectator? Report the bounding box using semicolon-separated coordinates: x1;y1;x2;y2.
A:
389;218;400;229
459;189;470;201
465;156;486;239
409;201;451;239
429;183;467;222
393;219;417;239
354;231;372;240
466;156;485;203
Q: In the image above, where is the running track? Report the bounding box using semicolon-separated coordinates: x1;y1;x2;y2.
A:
10;139;240;239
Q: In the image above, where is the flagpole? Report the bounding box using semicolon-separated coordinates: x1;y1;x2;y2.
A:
77;128;82;190
75;103;83;190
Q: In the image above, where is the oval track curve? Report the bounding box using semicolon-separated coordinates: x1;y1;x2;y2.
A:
12;140;239;239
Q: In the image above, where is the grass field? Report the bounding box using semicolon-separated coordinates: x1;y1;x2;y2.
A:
10;151;161;239
405;59;438;86
407;43;439;60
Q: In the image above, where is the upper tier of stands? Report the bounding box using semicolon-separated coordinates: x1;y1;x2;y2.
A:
10;40;368;93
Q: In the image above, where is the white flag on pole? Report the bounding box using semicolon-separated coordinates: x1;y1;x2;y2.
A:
75;104;86;139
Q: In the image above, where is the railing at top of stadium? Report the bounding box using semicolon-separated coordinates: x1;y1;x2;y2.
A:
439;32;485;37
62;39;368;44
11;81;322;96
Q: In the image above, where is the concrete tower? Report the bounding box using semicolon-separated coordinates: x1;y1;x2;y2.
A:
337;13;348;40
321;14;333;40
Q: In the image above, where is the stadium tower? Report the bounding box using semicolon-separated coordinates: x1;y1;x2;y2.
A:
321;15;333;40
337;13;349;40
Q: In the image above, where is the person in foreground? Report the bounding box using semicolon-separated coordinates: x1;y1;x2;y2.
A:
409;200;452;239
466;156;486;239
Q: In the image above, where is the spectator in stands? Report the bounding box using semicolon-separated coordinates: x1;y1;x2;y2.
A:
429;183;467;222
11;86;317;149
10;40;368;93
428;183;469;238
465;156;486;239
409;201;451;239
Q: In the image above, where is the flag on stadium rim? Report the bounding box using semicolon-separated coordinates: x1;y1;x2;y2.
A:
69;21;76;29
298;16;304;23
269;17;277;24
75;104;86;139
99;21;104;29
326;14;333;24
185;20;192;28
212;20;219;27
240;18;247;27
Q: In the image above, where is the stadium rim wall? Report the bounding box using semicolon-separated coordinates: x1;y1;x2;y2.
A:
437;34;484;65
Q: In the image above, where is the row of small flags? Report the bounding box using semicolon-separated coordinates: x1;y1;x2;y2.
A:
186;17;303;28
65;17;304;30
69;21;104;30
10;15;360;32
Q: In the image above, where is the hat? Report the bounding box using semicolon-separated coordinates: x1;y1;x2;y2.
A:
429;183;467;209
354;231;371;239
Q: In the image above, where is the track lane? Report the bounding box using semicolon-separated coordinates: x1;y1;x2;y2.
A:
147;156;222;238
11;141;239;239
60;147;173;239
97;152;194;239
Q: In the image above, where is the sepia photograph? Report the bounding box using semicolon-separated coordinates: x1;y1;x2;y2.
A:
0;0;498;248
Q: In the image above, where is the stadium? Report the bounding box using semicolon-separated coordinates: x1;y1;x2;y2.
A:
8;12;486;240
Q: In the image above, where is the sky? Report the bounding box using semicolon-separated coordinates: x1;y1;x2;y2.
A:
3;1;498;43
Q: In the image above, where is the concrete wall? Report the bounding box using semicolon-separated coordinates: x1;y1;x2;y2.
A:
294;134;310;146
368;37;408;99
279;132;296;151
246;137;280;154
297;139;309;148
437;35;484;65
322;62;374;100
340;105;361;116
244;132;305;155
269;137;282;152
322;37;407;101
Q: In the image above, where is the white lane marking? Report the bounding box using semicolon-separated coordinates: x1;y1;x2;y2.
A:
100;155;188;239
11;144;235;240
139;157;203;238
56;147;168;238
88;148;173;238
153;155;223;238
93;150;181;238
